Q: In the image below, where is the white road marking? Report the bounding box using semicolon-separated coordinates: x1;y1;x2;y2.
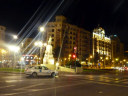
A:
1;81;90;96
14;83;45;90
0;85;15;89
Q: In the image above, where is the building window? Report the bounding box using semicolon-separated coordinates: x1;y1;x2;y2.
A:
51;34;54;37
73;33;76;35
58;29;60;32
52;29;54;32
70;36;72;39
70;32;72;34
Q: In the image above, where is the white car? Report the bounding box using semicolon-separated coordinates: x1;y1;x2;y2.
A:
25;66;58;77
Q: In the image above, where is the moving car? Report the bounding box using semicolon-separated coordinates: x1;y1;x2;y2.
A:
25;66;58;77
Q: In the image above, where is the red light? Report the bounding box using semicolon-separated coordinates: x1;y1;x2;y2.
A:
73;54;76;58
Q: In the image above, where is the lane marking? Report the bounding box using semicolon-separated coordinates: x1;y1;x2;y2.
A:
1;80;128;96
0;85;15;89
14;83;45;90
1;81;91;96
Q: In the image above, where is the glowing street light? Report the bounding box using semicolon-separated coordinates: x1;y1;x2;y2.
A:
106;57;108;60
8;45;20;53
90;55;93;58
13;35;18;40
115;58;119;61
39;26;45;32
34;41;43;47
34;41;47;64
123;59;126;62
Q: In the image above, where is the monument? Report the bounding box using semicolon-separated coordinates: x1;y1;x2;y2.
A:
43;36;54;65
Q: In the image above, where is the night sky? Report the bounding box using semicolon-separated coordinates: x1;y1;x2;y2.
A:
0;0;128;49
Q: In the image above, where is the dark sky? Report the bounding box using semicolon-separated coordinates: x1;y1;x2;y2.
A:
0;0;128;49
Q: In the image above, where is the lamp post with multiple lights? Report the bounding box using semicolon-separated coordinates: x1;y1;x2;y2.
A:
34;41;47;64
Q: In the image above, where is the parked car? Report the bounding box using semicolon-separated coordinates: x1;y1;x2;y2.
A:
25;66;58;77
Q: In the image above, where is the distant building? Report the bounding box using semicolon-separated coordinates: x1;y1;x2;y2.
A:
92;27;111;62
0;25;6;47
46;16;91;62
0;25;7;67
110;35;124;61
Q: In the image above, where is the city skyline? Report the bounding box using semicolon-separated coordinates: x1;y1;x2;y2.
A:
0;0;128;49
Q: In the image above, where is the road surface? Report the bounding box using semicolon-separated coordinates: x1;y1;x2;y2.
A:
0;72;128;96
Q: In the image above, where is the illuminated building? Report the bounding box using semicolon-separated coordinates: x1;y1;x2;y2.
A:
110;35;124;61
0;25;6;48
46;16;91;61
0;26;7;67
92;27;111;59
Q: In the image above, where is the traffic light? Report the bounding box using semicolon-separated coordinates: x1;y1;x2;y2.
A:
72;54;76;59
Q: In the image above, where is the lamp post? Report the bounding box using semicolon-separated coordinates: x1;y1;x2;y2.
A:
89;55;92;67
8;45;20;68
34;41;47;64
39;26;45;64
115;58;119;67
1;49;7;68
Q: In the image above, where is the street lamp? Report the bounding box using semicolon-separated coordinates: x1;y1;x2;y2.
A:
39;26;45;32
34;41;47;64
13;35;18;40
1;49;7;67
8;45;20;67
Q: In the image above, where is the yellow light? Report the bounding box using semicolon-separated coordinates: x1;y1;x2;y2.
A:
106;57;108;60
35;55;37;57
43;43;47;46
69;54;71;57
50;59;54;65
115;58;119;61
34;41;43;47
56;62;59;66
64;58;67;60
100;57;103;59
123;59;126;62
1;49;6;53
90;55;92;58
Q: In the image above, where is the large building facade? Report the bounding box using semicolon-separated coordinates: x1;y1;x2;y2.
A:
46;16;91;62
110;35;124;61
0;25;6;67
92;27;111;65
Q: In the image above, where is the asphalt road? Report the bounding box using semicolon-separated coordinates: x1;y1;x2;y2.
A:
0;72;128;96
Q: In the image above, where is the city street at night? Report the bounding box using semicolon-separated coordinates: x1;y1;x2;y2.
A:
0;72;128;96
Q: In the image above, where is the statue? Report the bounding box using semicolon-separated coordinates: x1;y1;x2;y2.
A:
43;36;54;65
